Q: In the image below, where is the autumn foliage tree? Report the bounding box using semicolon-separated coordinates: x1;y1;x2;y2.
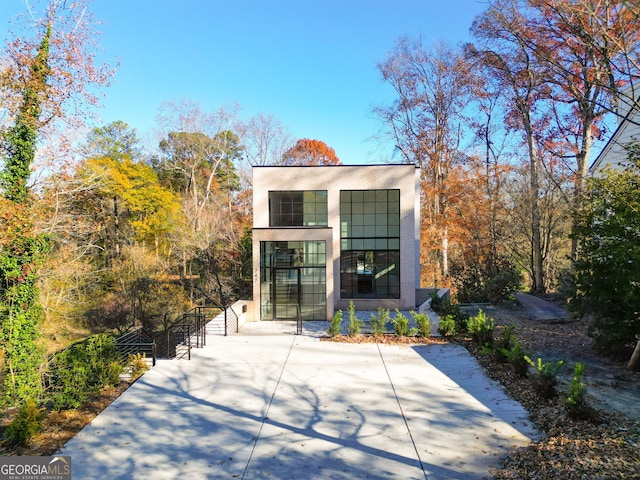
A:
0;0;113;406
153;101;246;304
376;39;476;284
280;138;341;166
474;0;640;266
468;0;553;292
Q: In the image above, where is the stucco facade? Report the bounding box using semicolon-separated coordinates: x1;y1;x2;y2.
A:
251;164;420;322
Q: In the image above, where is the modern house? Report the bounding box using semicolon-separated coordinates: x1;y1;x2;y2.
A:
250;164;421;322
590;89;640;174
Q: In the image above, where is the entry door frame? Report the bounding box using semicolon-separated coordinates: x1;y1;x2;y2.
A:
272;266;301;320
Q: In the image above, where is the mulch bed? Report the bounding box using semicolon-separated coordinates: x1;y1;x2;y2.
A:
0;381;133;457
321;333;446;345
463;339;640;479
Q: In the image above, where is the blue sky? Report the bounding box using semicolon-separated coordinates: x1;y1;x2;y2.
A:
0;1;490;164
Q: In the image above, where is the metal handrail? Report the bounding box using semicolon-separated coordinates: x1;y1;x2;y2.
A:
116;340;157;366
116;328;157;366
116;303;234;362
225;305;239;336
168;323;192;360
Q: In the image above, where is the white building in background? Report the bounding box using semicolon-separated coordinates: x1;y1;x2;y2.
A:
591;89;640;174
250;164;421;322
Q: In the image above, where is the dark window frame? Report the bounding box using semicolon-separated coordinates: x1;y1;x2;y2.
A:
339;189;401;299
269;190;328;227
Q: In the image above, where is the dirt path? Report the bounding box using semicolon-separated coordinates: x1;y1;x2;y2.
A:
460;302;640;421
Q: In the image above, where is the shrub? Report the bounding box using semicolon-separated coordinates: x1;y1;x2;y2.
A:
466;310;495;346
438;314;457;337
572;148;640;358
3;399;45;446
126;353;149;380
47;334;123;410
565;362;592;419
494;325;518;363
327;310;343;337
393;310;410;337
370;308;390;336
430;294;469;333
411;311;431;337
451;257;522;303
505;341;529;377
526;356;564;399
346;301;363;336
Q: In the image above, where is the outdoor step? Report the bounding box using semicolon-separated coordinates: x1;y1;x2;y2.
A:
206;319;225;336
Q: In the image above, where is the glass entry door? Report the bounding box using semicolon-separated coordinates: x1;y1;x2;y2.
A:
260;241;326;321
273;267;301;320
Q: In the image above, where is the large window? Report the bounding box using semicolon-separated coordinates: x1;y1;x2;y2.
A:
260;241;326;321
340;190;400;298
269;190;328;227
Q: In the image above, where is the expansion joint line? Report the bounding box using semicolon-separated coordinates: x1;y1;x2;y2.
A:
376;343;429;480
241;336;296;480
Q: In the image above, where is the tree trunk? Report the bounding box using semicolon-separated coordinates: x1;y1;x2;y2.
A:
571;116;594;264
442;226;449;278
628;338;640;372
526;127;545;293
113;196;120;258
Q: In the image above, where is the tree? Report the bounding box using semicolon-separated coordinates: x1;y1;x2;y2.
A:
1;0;115;178
0;14;52;406
468;0;553;292
82;120;141;159
154;102;242;230
153;101;245;304
485;0;640;263
79;155;181;255
280;138;341;166
0;0;111;404
240;113;293;168
376;38;476;280
0;0;113;405
573;144;640;362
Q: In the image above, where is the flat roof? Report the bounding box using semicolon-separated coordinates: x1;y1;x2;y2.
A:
252;163;419;168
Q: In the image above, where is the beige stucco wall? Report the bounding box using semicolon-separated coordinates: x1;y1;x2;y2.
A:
251;164;420;321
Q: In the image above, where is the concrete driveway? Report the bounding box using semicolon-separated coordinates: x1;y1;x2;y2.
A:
59;333;539;479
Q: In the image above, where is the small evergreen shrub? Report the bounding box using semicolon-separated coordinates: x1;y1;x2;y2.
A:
526;356;564;399
127;353;149;380
411;311;431;337
466;310;495;347
3;399;45;446
505;341;529;377
327;310;343;337
565;362;591;419
370;308;390;336
453;308;470;333
393;310;410;337
438;314;457;337
494;325;517;363
346;301;363;336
